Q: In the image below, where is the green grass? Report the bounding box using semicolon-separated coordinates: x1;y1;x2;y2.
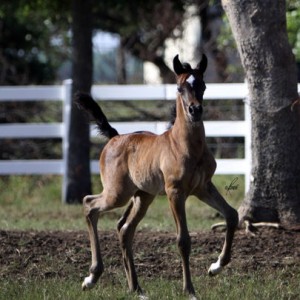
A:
0;174;244;231
1;267;299;300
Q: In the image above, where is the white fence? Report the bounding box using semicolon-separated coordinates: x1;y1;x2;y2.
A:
0;81;252;196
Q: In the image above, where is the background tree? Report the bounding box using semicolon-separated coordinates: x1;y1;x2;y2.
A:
64;0;93;203
200;1;231;82
221;0;300;225
92;0;187;83
0;1;69;85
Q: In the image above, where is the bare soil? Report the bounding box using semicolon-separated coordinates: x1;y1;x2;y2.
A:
1;227;300;282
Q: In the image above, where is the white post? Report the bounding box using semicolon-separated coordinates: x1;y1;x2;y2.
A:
244;95;251;193
62;79;72;203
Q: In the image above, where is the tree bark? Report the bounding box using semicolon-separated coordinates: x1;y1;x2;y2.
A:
65;0;93;203
152;56;175;83
221;0;300;225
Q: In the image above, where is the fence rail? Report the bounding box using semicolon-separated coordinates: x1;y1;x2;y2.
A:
0;81;253;199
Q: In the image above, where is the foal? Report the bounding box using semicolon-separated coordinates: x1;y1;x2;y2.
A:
76;54;238;299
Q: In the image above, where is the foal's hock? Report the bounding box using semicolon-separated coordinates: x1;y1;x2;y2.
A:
76;54;238;299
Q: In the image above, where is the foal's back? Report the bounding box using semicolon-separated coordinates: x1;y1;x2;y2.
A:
100;130;171;196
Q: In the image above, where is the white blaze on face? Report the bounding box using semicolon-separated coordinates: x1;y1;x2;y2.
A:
186;75;195;87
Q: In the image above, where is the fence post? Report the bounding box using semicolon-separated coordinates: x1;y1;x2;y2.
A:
62;79;72;203
244;94;251;193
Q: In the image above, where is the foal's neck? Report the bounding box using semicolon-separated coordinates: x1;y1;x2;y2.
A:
171;97;205;152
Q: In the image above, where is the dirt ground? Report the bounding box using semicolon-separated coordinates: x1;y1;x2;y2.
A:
1;227;300;282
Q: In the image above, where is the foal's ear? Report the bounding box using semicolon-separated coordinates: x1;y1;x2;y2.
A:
173;54;185;75
197;54;208;74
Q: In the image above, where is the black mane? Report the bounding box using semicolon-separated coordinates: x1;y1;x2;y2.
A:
168;104;177;128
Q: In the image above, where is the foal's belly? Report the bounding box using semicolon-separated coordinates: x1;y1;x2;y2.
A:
130;168;165;195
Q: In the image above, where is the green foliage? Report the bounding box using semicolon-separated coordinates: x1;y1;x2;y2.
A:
2;0;299;85
287;0;300;61
0;0;187;85
216;0;300;79
92;0;185;36
0;1;70;84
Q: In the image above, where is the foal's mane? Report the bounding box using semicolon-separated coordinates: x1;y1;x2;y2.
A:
168;104;177;128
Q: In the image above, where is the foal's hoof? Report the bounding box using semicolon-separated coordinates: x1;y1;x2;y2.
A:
208;258;222;276
82;275;96;290
138;294;149;300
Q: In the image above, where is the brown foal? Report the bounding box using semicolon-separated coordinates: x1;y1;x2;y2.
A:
76;54;238;299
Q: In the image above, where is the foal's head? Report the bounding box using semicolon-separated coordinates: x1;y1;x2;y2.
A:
173;54;207;122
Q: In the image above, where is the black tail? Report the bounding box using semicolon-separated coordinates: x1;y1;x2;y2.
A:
75;92;119;139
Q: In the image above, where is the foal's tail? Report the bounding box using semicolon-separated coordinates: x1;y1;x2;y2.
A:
75;93;119;139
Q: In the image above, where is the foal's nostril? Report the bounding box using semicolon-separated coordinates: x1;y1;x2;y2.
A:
188;104;203;122
189;105;202;115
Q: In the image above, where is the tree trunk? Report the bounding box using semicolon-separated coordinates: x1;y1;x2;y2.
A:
152;56;175;83
200;2;229;83
65;0;93;203
117;42;127;84
221;0;300;225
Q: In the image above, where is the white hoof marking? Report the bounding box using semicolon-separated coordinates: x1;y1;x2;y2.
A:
82;275;95;290
208;257;222;276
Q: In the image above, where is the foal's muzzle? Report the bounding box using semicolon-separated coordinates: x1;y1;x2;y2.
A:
188;104;203;122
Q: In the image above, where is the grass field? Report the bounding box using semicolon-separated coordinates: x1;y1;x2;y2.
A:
1;175;299;300
0;174;244;231
2;269;299;300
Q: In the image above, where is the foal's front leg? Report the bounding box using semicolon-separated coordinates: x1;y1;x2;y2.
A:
166;186;196;299
194;182;238;275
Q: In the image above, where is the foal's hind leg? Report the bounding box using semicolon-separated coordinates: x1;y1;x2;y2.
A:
117;199;134;232
194;182;238;275
117;191;154;295
82;192;130;290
